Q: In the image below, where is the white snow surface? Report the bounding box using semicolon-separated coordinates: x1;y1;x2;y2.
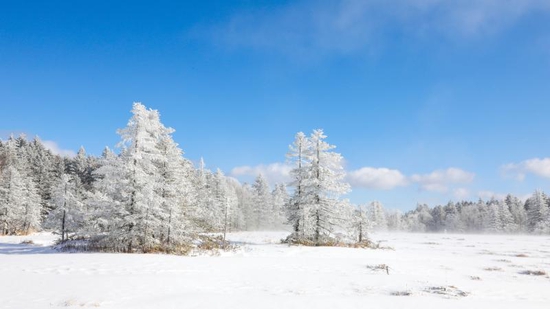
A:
1;232;550;308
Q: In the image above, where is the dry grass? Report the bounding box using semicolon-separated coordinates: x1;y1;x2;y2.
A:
484;267;503;272
390;290;413;296
470;276;482;281
282;234;393;250
519;270;547;276
367;264;391;275
425;286;469;298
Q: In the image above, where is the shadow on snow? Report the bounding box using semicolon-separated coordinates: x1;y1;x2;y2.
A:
0;242;57;255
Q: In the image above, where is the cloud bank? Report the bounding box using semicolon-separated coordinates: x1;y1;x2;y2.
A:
231;162;475;196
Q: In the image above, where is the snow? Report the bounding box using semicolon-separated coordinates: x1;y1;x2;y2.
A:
1;232;550;308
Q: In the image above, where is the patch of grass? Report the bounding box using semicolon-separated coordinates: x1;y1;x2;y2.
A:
484;267;503;272
495;259;512;263
519;270;547;276
425;286;469;298
478;250;496;255
20;240;35;245
367;264;391;274
390;290;413;296
282;234;393;250
470;276;482;281
515;254;529;258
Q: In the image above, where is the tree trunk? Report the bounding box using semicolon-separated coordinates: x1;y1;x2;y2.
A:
61;209;66;242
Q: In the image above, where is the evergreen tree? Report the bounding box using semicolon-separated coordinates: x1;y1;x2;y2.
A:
368;201;387;231
271;183;289;229
46;174;85;241
252;174;272;230
526;190;549;233
302;129;351;243
287;132;310;236
351;204;371;242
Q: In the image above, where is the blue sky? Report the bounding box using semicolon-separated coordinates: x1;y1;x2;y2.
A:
2;0;550;210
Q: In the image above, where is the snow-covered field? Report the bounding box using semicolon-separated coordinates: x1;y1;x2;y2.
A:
1;232;550;309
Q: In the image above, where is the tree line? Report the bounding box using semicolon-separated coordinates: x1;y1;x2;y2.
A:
1;103;549;253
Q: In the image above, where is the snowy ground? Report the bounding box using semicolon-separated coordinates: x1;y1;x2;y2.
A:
1;232;550;309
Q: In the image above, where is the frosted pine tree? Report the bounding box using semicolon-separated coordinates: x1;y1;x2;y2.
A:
526;190;549;233
192;158;216;231
286;132;310;237
89;103;188;252
115;103;167;251
0;166;27;235
46;174;85;241
302;129;351;244
351;204;371;243
154;113;195;246
252;174;272;230
239;183;256;230
368;201;387;231
498;200;516;233
271;184;289;229
486;201;503;233
506;194;527;233
211;169;230;232
0;138;42;235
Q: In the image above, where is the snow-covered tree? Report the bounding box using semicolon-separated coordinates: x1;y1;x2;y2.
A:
486;201;503;233
46;174;86;241
506;195;527;233
90;103;196;252
286;132;309;235
351;204;371;242
368;201;387;231
0;167;41;235
252;174;272;230
292;129;351;243
271;183;289;229
386;209;403;231
526;190;549;233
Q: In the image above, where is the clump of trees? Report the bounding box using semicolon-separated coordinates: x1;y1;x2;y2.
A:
0;104;316;253
284;130;360;246
363;192;550;235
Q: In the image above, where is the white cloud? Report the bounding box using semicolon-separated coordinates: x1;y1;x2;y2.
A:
42;140;76;157
453;188;470;199
347;167;408;190
502;158;550;181
230;163;292;185
410;168;475;192
205;0;550;57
